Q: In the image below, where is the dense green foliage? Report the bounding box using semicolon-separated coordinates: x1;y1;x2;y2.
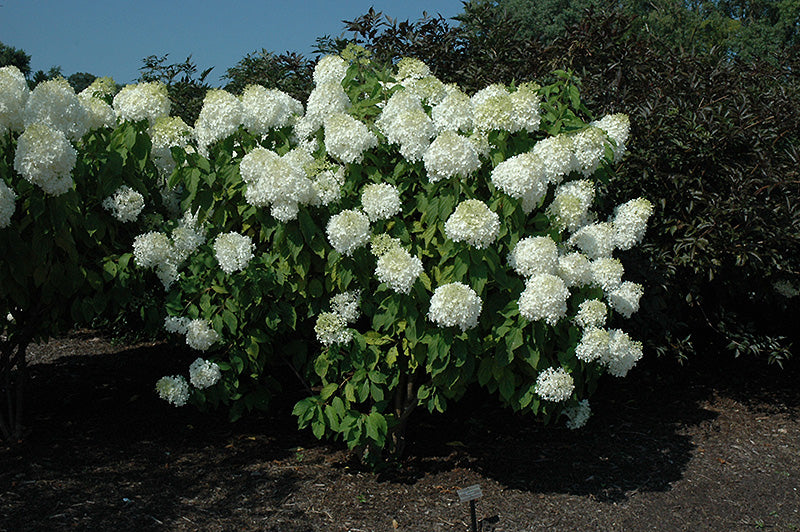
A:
223;50;314;103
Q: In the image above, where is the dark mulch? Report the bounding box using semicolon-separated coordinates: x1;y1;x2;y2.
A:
1;332;799;531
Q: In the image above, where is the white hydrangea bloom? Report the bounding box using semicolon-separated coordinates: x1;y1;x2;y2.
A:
403;76;448;106
0;180;17;228
189;357;222;389
375;246;424;295
271;200;300;223
592;113;630;161
315;311;352;346
78;92;116;130
607;281;643;318
612;197;653;250
150;116;193;178
569;222;616;259
113;81;170;125
472;84;515;132
444;199;500;249
13;123;76;196
376;90;435;162
360;182;401;222
590;257;625;292
155;261;179;290
240;85;303;135
195;89;243;152
239;147;314;219
330;291;361;324
314;55;348;85
0;65;29;132
423;131;482;182
571;127;607;176
214;232;255;274
535;367;574;402
155;375;190;407
604;329;643;377
428;282;482;332
171;210;206;261
518;273;569;326
164;315;190;334
23;78;88;141
509;82;541;133
132;231;174;269
102;185;145;223
564;399;591;429
548;180;595;232
575;327;610;363
490;152;547;203
80;76;117;99
431;89;473;133
323;112;378;164
575;299;607;329
508;236;558;277
185;319;220;351
326;209;371;256
311;166;345;206
370;233;402;257
557;252;593;287
531;135;575;184
296;82;351;138
396;57;431;80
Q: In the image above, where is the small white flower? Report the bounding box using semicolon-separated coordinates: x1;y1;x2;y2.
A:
604;329;643;377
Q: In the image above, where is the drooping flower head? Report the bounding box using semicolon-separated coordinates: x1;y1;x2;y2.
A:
604;329;643;377
185;319;220;351
612;197;653;250
444;199;500;249
428;282;482;332
102;185;145;223
592;113;630;161
564;399;591;429
155;375;190;407
189;358;222;389
607;281;643;318
360;183;401;222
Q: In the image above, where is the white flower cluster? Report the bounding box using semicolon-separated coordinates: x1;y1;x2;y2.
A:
0;66;29;133
195;89;243;153
490;152;547;212
592;113;630;161
569;222;617;260
155;375;189;407
314;55;348;85
213;232;255;274
375;246;424;294
575;299;607;329
531;135;574;184
164;315;190;334
310;165;345;207
149;116;193;179
612;198;653;250
0;180;16;228
361;183;401;222
376;90;435;162
548;180;595;232
607;281;644;319
423;130;482;182
471;84;515;132
396;57;431;81
508;236;558;277
518;273;569;326
370;233;403;257
403;76;448;106
133;212;206;289
590;257;625;292
575;327;643;377
534;367;574;402
563;399;591;429
78;90;116;131
13;123;76;196
431;89;473;133
315;291;360;347
571;127;608;177
557;252;593;287
102;185;145;223
113;81;170;125
23;78;88;142
444;199;500;249
326;209;370;256
239;147;314;222
240;85;303;135
186;319;220;351
324;112;378;164
296;81;350;138
189;357;222;389
428;282;482;331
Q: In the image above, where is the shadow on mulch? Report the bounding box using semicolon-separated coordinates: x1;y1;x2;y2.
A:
2;337;798;531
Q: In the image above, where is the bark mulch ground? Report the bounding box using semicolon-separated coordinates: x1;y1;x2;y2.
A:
1;331;798;531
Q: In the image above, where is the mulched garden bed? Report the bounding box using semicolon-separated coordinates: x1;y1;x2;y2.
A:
1;331;798;531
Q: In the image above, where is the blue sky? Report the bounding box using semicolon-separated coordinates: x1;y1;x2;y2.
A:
0;0;466;86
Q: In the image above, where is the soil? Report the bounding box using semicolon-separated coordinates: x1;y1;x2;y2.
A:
1;331;799;531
